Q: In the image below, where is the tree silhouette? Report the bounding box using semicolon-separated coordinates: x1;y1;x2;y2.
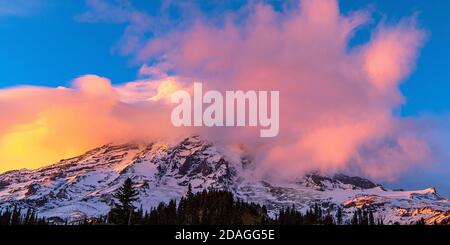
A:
108;178;139;225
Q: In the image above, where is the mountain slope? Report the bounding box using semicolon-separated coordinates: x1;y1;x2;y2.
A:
0;136;449;225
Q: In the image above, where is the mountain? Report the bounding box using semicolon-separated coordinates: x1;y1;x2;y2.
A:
0;136;449;225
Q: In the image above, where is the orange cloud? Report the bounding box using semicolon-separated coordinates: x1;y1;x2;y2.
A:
0;0;431;182
0;75;188;173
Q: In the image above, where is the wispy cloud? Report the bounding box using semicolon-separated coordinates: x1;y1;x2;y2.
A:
0;0;43;17
76;0;153;56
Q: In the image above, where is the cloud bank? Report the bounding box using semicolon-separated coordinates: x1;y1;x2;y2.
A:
132;0;428;180
0;76;189;172
0;0;435;182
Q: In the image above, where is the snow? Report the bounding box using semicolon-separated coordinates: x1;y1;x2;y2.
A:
1;136;450;224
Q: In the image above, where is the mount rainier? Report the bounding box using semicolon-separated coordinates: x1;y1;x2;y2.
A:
1;136;449;225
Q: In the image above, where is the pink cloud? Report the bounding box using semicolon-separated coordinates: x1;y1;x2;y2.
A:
0;0;432;181
364;19;425;92
132;0;428;180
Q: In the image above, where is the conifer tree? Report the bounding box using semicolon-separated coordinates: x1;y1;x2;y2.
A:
177;197;186;225
11;206;21;225
351;210;359;225
415;218;425;225
336;206;343;225
187;183;193;198
108;178;139;225
368;210;375;225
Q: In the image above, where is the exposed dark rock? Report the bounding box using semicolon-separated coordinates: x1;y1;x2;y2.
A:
333;174;378;189
0;181;9;190
49;172;66;181
25;184;40;197
307;174;334;186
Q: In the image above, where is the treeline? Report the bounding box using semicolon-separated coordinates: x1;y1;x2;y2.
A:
91;178;380;225
277;204;335;225
97;179;272;225
0;206;49;225
349;208;381;225
141;190;271;225
0;178;428;225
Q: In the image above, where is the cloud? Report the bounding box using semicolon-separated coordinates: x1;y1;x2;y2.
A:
130;0;429;180
0;0;43;17
76;0;153;55
0;75;190;173
0;0;436;182
364;20;425;92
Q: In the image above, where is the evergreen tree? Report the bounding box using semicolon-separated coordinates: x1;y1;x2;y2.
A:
177;197;186;225
377;217;384;225
415;218;425;225
0;208;11;225
187;183;193;198
336;206;343;225
11;206;21;225
351;210;359;225
361;209;368;225
368;210;375;225
108;178;139;225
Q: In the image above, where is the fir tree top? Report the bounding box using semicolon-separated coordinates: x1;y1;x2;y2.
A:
113;178;139;211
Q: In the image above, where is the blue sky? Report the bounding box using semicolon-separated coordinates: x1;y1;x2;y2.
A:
341;0;450;117
0;1;135;87
1;0;450;194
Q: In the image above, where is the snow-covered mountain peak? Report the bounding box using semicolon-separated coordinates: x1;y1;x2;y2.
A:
1;136;450;225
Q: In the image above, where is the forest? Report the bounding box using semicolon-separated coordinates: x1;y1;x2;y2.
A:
0;178;423;225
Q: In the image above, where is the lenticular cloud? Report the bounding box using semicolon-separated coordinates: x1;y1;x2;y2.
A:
0;0;431;181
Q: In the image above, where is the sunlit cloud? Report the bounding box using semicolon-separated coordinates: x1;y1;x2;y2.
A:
0;0;438;183
0;75;189;173
132;0;428;180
